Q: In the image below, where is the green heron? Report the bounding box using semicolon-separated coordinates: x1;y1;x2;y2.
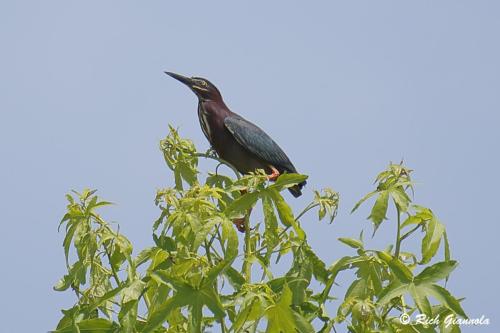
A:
165;72;306;229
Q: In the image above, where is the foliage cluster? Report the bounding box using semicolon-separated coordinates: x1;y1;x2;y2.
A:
54;127;466;333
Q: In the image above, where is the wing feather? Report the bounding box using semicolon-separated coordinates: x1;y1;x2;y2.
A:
223;116;297;173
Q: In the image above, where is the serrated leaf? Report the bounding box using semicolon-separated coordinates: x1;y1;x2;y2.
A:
224;191;259;216
221;216;239;260
303;246;329;284
142;293;187;333
224;266;245;289
409;283;432;317
269;173;308;191
262;195;279;259
146;272;226;333
368;191;389;231
421;284;467;318
191;217;219;252
377;251;413;283
421;217;445;264
267;189;305;240
54;261;86;291
121;279;146;303
390;187;411;212
232;297;264;332
265;284;313;333
320;256;360;303
53;318;117;333
414;261;457;285
86;285;126;315
286;248;313;305
118;300;138;333
378;281;409;306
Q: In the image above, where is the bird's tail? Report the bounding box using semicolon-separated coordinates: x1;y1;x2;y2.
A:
288;180;307;198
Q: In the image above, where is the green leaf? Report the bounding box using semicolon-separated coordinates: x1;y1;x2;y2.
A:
221;216;239;260
63;222;79;266
267;189;305;240
133;247;155;268
262;195;279;258
53;318;117;333
368;190;389;231
142;293;187;333
377;251;413;283
390;187;411;212
286;248;313;305
421;284;467;318
224;266;245;289
54;261;86;291
267;189;293;227
444;231;451;262
338;237;363;249
269;173;308;191
149;271;226;332
119;300;138;333
378;281;409;306
344;279;367;301
86;285;126;314
421;216;445;264
232;297;264;332
225;191;259;216
409;283;432;317
121;279;146;303
178;162;198;186
265;284;313;333
414;261;457;285
197;285;226;319
320;256;360;303
314;188;339;223
292;311;315;333
351;190;377;213
191;217;219;252
303;246;329;284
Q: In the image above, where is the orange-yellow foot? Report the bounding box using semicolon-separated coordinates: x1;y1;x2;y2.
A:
232;217;246;233
267;166;280;182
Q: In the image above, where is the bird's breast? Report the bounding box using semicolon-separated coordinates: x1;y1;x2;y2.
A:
197;103;213;142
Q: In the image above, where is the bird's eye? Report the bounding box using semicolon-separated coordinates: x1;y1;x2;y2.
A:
199;80;207;87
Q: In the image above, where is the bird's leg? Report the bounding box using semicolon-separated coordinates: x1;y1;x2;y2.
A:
267;166;280;182
233;207;252;233
233;189;252;233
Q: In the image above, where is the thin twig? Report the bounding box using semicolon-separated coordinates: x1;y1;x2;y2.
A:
194;152;241;179
394;206;402;258
400;224;422;242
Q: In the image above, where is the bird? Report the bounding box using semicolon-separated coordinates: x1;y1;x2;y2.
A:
164;72;306;199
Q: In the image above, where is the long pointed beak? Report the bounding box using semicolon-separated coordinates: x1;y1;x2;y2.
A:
164;71;193;87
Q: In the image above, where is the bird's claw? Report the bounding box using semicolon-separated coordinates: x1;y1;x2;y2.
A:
267;166;280;182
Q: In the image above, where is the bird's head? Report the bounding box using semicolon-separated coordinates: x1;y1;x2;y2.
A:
165;72;222;102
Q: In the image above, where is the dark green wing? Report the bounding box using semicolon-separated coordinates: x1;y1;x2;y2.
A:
223;115;297;173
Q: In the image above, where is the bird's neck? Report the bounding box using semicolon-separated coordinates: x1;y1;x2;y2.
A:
199;99;231;116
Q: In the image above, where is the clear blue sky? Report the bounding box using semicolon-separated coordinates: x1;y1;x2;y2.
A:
1;1;498;332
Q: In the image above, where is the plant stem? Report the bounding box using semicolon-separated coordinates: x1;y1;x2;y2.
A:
251;202;318;256
103;243;122;287
243;213;252;282
394;206;401;258
194;152;241;179
400;224;421;242
295;202;318;222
